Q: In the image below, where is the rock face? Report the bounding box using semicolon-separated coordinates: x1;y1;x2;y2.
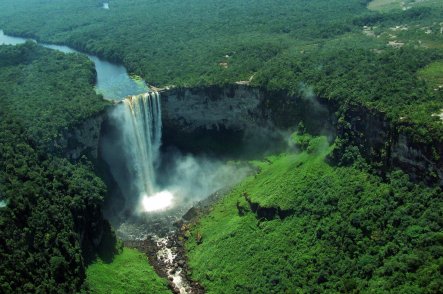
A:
337;104;443;186
160;85;269;156
160;85;443;186
161;86;264;131
49;106;114;260
160;85;335;157
335;104;393;170
52;107;109;161
391;131;443;185
58;84;442;191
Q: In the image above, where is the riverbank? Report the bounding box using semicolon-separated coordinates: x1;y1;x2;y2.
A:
0;30;148;100
86;247;171;293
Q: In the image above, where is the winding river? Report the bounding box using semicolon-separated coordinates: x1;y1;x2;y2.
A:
0;29;198;293
0;30;148;100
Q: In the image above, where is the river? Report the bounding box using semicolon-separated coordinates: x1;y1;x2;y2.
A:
0;29;200;293
0;30;148;100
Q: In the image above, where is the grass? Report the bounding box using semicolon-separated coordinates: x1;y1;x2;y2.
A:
184;137;352;293
368;0;405;11
368;0;443;12
86;248;171;294
185;136;443;293
245;136;332;210
418;61;443;89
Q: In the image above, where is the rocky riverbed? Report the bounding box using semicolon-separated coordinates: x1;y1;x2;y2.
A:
120;189;230;293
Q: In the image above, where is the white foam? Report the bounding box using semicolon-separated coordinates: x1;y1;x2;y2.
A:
142;191;174;212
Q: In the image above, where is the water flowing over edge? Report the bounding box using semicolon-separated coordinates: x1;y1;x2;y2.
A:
122;91;162;199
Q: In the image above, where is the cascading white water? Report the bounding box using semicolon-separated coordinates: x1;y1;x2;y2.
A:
121;91;169;210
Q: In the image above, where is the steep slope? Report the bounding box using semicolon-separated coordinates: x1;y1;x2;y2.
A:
185;136;443;293
0;43;167;292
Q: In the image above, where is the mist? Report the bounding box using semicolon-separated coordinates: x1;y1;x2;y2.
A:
100;93;252;233
156;149;252;209
298;82;326;113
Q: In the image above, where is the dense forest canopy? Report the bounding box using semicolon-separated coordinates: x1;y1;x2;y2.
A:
0;42;108;147
0;43;110;292
1;0;442;140
0;0;442;293
0;0;409;85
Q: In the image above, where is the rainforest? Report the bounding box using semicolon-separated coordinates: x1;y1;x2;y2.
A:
0;0;442;293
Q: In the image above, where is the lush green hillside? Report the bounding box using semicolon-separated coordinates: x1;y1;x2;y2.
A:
185;135;443;293
0;115;106;292
368;0;443;12
86;248;171;294
255;46;443;141
418;61;443;89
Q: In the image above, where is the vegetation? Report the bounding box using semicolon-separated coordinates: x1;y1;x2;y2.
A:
185;135;443;293
0;0;442;141
86;248;171;294
255;47;443;138
0;119;106;292
368;0;443;12
0;42;169;293
0;42;108;147
418;61;443;90
1;1;443;292
0;43;110;292
0;0;372;87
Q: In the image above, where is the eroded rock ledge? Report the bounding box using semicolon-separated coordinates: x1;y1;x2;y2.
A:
52;107;110;161
240;192;295;221
159;85;334;157
59;84;442;187
159;85;442;186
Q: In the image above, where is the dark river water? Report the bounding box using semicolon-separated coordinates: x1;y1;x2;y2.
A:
0;30;148;100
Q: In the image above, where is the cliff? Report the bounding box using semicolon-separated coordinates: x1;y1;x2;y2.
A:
159;85;443;186
47;106;117;262
159;85;334;157
52;107;110;161
336;104;443;186
57;84;442;199
391;129;443;185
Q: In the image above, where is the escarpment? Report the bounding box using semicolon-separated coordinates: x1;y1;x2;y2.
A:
59;85;442;189
158;85;335;157
335;104;443;186
51;107;110;161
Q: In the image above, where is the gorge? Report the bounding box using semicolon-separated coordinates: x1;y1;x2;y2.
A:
2;30;441;196
1;21;442;293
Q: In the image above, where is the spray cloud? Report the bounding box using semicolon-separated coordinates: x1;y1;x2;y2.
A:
102;91;251;221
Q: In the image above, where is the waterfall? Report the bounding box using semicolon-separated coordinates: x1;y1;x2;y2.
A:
121;91;162;197
102;90;175;214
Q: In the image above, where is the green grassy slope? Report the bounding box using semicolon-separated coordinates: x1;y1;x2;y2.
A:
86;248;171;294
418;61;443;89
185;136;443;293
368;0;443;12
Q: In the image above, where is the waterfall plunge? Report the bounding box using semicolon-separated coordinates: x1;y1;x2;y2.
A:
122;92;162;196
117;91;173;213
